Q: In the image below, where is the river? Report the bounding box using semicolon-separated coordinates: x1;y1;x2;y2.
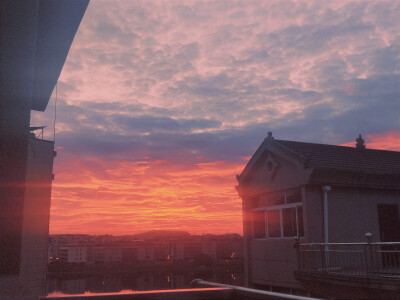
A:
47;269;244;296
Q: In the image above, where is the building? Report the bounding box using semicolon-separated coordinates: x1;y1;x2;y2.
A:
93;246;123;264
236;132;400;294
200;234;244;261
59;246;87;264
0;1;88;299
153;241;185;261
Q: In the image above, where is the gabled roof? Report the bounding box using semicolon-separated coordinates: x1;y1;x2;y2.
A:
275;140;400;175
238;134;400;186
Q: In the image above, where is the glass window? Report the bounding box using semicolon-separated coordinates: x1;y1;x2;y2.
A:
267;210;281;237
297;206;304;236
282;207;297;237
253;211;265;238
286;189;302;204
252;188;304;239
267;191;285;206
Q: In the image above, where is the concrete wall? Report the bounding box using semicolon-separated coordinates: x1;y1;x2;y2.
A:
328;186;400;243
304;185;400;243
0;138;54;299
241;151;312;197
303;185;324;243
0;0;40;278
250;239;302;289
302;184;400;244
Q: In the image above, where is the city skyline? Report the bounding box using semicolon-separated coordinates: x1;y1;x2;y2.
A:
31;0;400;235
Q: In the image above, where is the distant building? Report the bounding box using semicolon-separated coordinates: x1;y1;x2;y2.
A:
121;242;156;263
200;235;244;261
153;242;185;261
236;132;400;293
48;234;93;262
137;244;156;262
59;246;87;263
93;246;122;264
183;241;202;260
49;233;244;265
122;247;139;264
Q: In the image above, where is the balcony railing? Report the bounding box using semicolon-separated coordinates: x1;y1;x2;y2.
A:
42;280;321;300
295;240;400;278
294;235;400;299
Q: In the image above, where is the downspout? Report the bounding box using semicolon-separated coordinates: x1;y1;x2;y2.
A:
321;186;331;244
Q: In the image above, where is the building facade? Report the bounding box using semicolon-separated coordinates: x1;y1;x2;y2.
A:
236;132;400;292
59;246;87;264
0;1;88;299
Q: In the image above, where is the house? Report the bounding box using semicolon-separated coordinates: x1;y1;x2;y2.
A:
236;132;400;293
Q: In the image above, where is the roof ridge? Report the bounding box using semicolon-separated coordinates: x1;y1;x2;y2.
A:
275;139;400;153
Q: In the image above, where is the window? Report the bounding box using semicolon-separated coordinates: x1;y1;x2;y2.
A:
253;210;265;238
252;195;266;208
252;188;304;238
267;191;285;206
297;206;304;236
286;189;301;204
282;207;296;237
267;210;280;237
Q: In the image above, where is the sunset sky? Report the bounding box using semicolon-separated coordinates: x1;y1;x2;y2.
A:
31;0;400;236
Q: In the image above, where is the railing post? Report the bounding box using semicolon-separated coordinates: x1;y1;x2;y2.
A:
294;236;301;270
320;244;326;272
363;243;369;274
365;232;374;277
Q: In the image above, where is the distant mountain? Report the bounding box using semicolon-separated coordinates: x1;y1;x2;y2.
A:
132;230;192;240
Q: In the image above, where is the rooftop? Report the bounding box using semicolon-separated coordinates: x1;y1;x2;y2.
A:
275;139;400;175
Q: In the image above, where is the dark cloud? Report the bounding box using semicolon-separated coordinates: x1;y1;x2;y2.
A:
111;114;221;133
370;44;400;74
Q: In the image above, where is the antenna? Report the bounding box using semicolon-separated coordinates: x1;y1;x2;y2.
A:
53;82;58;143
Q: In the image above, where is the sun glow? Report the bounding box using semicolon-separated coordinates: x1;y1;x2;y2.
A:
50;153;245;235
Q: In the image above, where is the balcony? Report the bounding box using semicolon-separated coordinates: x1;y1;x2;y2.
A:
294;237;400;299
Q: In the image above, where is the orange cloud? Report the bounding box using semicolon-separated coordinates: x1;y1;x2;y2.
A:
50;154;245;235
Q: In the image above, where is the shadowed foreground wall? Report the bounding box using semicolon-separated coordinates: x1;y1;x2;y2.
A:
0;138;54;299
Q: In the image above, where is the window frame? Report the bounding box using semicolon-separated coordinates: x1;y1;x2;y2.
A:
252;189;304;239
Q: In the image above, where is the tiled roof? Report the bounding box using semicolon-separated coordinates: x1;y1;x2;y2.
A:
275;140;400;175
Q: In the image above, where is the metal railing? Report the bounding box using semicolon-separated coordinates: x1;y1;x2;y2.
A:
42;280;321;300
295;235;400;279
190;279;321;300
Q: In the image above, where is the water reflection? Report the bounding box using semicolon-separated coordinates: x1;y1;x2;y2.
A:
47;270;244;296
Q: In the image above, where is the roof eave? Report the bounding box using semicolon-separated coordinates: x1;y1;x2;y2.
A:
309;168;400;189
237;138;307;184
31;0;89;111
